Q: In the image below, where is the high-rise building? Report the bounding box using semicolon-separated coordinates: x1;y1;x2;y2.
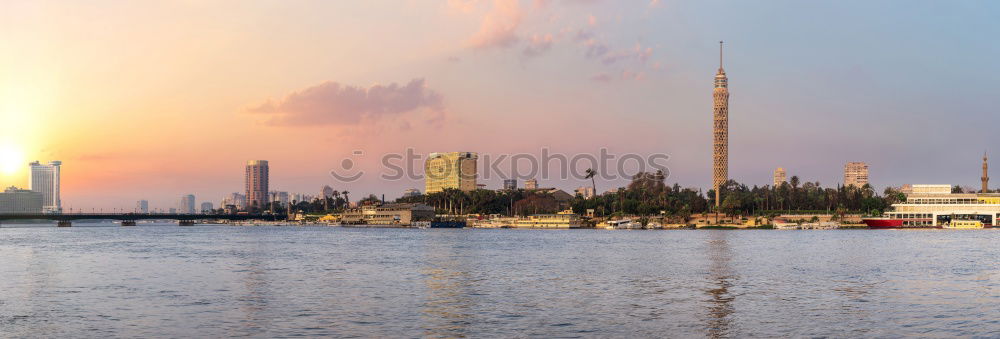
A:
321;185;335;199
28;160;62;213
712;41;729;207
200;202;214;213
179;194;196;214
136;200;149;213
245;160;269;209
270;191;289;205
0;186;43;214
773;167;787;187
424;152;477;194
982;153;989;193
503;179;518;190
222;192;247;210
524;178;538;190
844;162;869;187
575;186;596;199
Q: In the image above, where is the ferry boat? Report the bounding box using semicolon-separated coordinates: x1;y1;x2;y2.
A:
942;220;988;229
861;184;1000;229
512;210;583;228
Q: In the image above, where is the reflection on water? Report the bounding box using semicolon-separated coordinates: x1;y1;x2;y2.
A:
420;233;474;338
0;226;996;337
235;253;272;337
704;231;736;339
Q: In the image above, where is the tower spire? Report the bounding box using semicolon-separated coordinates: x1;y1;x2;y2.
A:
983;151;990;193
718;40;724;72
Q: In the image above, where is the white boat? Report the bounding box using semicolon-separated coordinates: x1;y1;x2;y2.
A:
606;219;641;229
772;219;800;230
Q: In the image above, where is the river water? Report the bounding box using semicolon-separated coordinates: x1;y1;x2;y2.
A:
0;224;997;338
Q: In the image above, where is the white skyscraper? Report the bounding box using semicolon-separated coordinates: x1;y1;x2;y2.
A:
136;200;149;213
29;161;62;213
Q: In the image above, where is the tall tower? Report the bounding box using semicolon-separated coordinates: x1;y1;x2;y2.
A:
28;160;62;213
982;152;989;193
245;160;269;210
712;41;729;207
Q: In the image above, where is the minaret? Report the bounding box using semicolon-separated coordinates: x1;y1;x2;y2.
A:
982;152;989;193
713;41;729;206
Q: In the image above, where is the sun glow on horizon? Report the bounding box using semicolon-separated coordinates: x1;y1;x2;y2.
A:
0;143;26;177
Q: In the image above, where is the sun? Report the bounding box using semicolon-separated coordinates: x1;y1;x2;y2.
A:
0;143;26;176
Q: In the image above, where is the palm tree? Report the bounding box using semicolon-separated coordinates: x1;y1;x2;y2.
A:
342;191;350;209
585;168;598;197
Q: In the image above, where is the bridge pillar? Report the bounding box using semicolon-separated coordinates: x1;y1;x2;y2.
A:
121;221;137;226
178;220;195;226
57;221;72;227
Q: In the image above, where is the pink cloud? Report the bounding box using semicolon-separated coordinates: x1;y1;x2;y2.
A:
596;42;653;65
447;0;481;13
468;0;523;49
522;33;554;57
248;78;444;126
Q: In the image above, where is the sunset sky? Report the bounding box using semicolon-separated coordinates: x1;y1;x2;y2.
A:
2;0;998;210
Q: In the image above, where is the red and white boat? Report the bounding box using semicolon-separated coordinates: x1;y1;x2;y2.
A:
862;217;904;229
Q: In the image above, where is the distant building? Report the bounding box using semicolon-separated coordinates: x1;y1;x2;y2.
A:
200;202;214;213
0;186;43;214
402;188;421;198
503;179;518;190
575;186;595;199
222;192;247;210
844;162;869;187
535;188;575;210
28;160;62;213
168;208;177;214
321;185;335;198
270;191;289;205
245;160;269;209
425;152;477;193
524;178;538;190
136;200;149;213
292;193;313;204
773;167;787;187
179;194;196;214
340;203;435;226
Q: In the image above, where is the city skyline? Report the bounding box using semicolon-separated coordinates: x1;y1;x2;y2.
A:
2;1;999;209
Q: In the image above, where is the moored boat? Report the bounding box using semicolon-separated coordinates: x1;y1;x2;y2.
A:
430;220;466;228
942;220;989;229
863;217;904;229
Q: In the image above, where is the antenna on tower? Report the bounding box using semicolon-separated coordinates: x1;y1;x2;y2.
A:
719;40;724;70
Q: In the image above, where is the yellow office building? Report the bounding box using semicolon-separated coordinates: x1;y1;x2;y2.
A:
425;152;478;193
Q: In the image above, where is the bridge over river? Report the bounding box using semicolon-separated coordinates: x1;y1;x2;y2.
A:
0;213;288;227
